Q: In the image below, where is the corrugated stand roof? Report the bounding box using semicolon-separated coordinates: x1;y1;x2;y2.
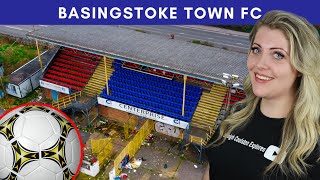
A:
27;26;248;83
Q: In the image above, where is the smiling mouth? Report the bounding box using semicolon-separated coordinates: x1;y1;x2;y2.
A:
255;73;273;81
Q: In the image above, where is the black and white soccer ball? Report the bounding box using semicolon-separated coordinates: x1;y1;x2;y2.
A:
0;103;83;180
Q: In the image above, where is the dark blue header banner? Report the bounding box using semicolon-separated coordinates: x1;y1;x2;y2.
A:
1;0;317;24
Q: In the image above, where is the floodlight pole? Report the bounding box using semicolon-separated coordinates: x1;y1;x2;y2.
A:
35;40;43;70
225;82;232;113
222;73;239;118
104;56;109;95
182;75;187;116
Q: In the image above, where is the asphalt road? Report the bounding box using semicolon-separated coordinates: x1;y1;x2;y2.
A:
120;25;249;52
0;25;48;38
0;25;249;52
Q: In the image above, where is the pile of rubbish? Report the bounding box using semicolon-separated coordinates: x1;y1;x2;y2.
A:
141;133;154;146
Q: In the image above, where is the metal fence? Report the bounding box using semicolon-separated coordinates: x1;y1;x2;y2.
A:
91;138;113;166
114;119;155;176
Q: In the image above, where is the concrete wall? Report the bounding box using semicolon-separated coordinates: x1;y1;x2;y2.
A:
6;70;43;98
42;87;71;101
99;105;130;123
43;88;52;99
30;70;42;90
19;79;33;98
6;84;21;98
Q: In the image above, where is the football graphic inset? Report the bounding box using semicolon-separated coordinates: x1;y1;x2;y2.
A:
0;103;83;180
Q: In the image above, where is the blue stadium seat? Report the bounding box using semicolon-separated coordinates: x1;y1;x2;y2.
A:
100;65;203;122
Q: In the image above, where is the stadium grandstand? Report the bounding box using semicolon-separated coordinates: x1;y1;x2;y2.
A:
27;25;247;160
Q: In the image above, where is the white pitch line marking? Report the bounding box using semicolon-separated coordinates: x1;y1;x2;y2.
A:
4;26;24;31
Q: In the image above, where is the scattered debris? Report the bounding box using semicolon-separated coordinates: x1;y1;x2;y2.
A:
125;162;133;169
138;157;146;161
131;158;142;169
120;173;128;179
130;129;138;135
142;133;155;146
108;129;118;136
141;141;150;146
32;95;42;102
146;134;154;140
120;154;130;169
164;163;168;169
99;120;107;124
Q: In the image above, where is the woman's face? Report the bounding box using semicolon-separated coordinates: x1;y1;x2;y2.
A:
247;26;299;99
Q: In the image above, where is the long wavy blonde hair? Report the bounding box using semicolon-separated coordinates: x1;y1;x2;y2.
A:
209;10;320;178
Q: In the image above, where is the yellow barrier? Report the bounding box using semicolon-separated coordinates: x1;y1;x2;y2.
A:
114;119;155;176
124;115;138;139
91;138;113;165
189;135;204;146
189;127;215;147
52;91;82;109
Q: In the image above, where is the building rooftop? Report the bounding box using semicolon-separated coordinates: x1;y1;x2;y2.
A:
9;47;59;85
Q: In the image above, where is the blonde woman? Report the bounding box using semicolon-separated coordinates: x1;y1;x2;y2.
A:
204;10;320;180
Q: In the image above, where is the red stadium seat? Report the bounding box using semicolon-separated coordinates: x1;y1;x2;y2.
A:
50;66;91;79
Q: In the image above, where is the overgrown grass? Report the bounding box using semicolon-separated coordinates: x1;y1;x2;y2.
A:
0;36;40;109
0;36;38;75
208;25;253;33
135;29;147;33
0;87;41;109
191;40;213;47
